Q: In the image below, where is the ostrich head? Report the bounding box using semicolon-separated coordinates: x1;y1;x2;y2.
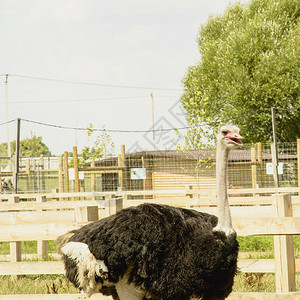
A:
217;125;243;150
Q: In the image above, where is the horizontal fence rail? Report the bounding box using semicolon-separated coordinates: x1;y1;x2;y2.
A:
0;188;299;297
1;215;300;242
1;257;300;276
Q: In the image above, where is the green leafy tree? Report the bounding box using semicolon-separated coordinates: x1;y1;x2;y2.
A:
175;126;215;189
0;143;10;158
77;124;116;167
20;134;52;157
182;0;300;143
0;133;51;158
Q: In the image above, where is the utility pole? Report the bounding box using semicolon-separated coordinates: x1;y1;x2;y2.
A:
271;107;280;187
5;74;11;168
151;93;155;151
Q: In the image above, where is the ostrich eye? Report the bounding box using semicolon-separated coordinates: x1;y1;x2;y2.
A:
222;130;229;136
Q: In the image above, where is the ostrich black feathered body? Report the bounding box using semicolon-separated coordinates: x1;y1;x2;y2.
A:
61;203;238;300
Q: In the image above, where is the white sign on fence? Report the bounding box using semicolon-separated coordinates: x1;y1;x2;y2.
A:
69;168;84;180
266;162;283;175
131;168;146;179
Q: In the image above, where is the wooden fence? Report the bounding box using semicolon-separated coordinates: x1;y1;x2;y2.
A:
1;188;300;299
2;139;300;195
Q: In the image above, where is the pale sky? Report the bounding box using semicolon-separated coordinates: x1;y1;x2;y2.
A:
0;0;235;156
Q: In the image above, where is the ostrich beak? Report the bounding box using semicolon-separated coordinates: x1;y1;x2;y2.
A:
224;132;243;146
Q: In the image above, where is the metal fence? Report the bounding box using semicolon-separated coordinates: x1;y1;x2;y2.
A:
0;142;299;194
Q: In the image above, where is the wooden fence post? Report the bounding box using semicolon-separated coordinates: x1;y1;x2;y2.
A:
37;195;48;260
257;142;264;188
73;146;80;199
9;195;21;281
105;195;123;216
64;151;69;193
251;147;257;196
257;142;263;165
118;145;126;191
142;156;153;200
75;206;99;223
26;158;31;192
40;155;46;192
32;160;37;191
58;155;64;194
273;193;296;293
185;185;193;208
91;158;96;200
52;188;59;201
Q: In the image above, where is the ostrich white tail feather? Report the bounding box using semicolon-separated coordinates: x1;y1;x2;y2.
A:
62;242;108;296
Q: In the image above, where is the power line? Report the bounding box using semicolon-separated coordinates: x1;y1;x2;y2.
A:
20;109;271;133
0;95;180;104
2;74;182;91
3;109;276;134
0;96;144;104
21;118;189;133
0;119;16;127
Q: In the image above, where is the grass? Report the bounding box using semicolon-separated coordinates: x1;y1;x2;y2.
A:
0;241;57;258
1;236;300;295
0;275;78;295
1;273;300;295
233;273;300;293
233;273;276;293
238;236;300;258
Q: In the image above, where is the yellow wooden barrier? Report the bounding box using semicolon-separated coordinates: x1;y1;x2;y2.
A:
1;191;300;297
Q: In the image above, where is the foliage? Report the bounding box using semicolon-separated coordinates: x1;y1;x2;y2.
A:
238;236;274;253
233;273;276;293
182;0;300;144
0;133;51;158
0;241;57;255
176;125;215;151
175;126;215;185
83;124;115;160
72;124;116;167
20;134;52;157
0;275;78;295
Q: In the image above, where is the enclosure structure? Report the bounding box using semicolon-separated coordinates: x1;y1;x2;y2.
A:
1;189;300;299
0;142;299;195
93;146;298;195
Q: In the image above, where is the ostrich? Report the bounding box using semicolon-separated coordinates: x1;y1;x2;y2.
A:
56;125;243;300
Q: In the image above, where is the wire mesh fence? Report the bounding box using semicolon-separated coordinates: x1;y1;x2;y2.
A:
1;141;299;195
229;142;298;189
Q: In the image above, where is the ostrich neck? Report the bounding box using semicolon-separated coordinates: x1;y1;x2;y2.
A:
216;143;233;232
